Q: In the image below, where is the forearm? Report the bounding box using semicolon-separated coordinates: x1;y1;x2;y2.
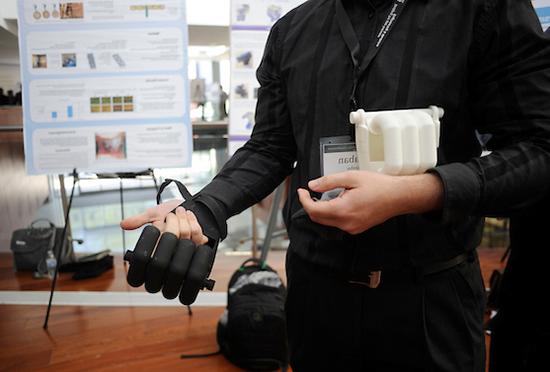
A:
394;173;444;216
200;137;295;219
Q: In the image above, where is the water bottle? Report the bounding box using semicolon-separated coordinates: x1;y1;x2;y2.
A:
45;250;57;279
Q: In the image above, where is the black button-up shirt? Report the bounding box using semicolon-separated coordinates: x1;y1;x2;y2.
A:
197;0;550;275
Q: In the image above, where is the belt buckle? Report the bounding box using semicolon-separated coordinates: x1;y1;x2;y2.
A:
348;270;381;289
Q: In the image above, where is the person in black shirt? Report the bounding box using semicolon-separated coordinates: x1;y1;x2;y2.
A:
488;195;550;371
122;1;550;370
487;24;550;372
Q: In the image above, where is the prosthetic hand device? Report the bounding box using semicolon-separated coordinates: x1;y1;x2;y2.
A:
350;106;444;175
124;179;224;305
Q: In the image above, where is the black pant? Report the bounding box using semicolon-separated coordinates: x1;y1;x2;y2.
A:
285;250;486;372
488;194;550;372
489;308;550;372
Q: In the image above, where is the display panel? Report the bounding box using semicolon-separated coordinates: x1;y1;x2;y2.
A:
18;0;192;174
533;0;550;30
228;0;305;154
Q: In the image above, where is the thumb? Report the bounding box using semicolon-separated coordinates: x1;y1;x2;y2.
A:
120;199;182;230
308;171;359;192
120;212;150;230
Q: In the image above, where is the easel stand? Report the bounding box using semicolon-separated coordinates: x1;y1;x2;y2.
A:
43;169;79;330
244;182;287;260
105;169;159;257
259;183;285;262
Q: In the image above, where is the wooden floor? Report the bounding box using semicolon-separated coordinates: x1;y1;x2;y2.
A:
0;305;237;372
0;247;506;371
0;251;288;292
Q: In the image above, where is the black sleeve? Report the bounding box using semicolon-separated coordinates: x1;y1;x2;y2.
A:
430;0;550;222
190;19;297;238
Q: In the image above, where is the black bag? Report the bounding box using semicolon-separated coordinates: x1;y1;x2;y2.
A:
217;258;289;371
10;219;70;272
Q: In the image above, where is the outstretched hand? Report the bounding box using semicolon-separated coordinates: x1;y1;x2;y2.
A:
120;199;208;245
297;170;443;235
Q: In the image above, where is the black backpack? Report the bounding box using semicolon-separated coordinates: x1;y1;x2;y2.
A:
217;258;289;371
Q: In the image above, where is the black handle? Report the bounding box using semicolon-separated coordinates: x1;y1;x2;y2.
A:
30;219;55;230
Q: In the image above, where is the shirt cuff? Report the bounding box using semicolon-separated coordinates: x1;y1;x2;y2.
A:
427;162;482;224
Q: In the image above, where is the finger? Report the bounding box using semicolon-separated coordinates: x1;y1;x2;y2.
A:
120;211;150;231
164;212;180;238
175;207;191;240
152;220;164;231
144;231;178;293
298;188;346;222
125;225;161;287
179;245;215;305
162;239;196;300
308;171;359;193
120;199;182;230
186;210;209;245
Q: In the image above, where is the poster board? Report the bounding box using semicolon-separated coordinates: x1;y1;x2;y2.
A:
533;0;550;30
228;0;305;154
18;0;192;174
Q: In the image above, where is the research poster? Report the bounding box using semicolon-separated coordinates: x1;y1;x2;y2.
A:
534;0;550;30
18;0;192;174
229;0;305;154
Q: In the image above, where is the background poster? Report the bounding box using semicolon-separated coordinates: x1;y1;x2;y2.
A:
18;0;192;174
533;0;550;30
228;0;305;154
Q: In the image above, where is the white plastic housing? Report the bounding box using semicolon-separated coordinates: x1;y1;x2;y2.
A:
349;106;444;175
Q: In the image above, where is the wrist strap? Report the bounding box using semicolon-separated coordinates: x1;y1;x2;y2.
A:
156;178;193;205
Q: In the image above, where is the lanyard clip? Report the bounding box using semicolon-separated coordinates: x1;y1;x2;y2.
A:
350;76;359;111
350;96;358;111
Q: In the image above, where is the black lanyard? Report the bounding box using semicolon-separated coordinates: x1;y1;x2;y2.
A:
335;0;408;111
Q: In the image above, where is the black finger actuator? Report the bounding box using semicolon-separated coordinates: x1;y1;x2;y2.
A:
124;225;160;287
162;239;196;299
179;244;216;305
144;232;178;293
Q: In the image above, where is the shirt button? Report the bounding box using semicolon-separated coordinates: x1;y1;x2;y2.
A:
368;12;374;19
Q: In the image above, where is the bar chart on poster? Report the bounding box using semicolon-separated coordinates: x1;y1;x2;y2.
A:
533;0;550;30
228;0;305;155
18;0;192;175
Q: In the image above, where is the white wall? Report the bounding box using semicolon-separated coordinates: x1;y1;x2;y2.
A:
0;24;20;92
0;64;20;92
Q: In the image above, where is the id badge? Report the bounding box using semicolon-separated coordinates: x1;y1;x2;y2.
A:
319;136;359;200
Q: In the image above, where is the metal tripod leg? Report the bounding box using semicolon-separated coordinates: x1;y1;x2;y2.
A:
260;183;285;263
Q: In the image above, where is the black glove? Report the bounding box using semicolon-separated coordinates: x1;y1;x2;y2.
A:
124;179;226;305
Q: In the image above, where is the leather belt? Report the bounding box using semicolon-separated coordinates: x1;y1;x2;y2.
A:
347;252;473;289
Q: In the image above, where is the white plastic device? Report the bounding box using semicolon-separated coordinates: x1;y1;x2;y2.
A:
349;106;444;175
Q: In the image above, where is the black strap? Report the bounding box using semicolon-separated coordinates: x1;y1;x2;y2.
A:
418;252;471;277
335;0;409;111
239;257;267;270
28;219;56;241
156;178;193;205
500;244;511;263
180;350;221;359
